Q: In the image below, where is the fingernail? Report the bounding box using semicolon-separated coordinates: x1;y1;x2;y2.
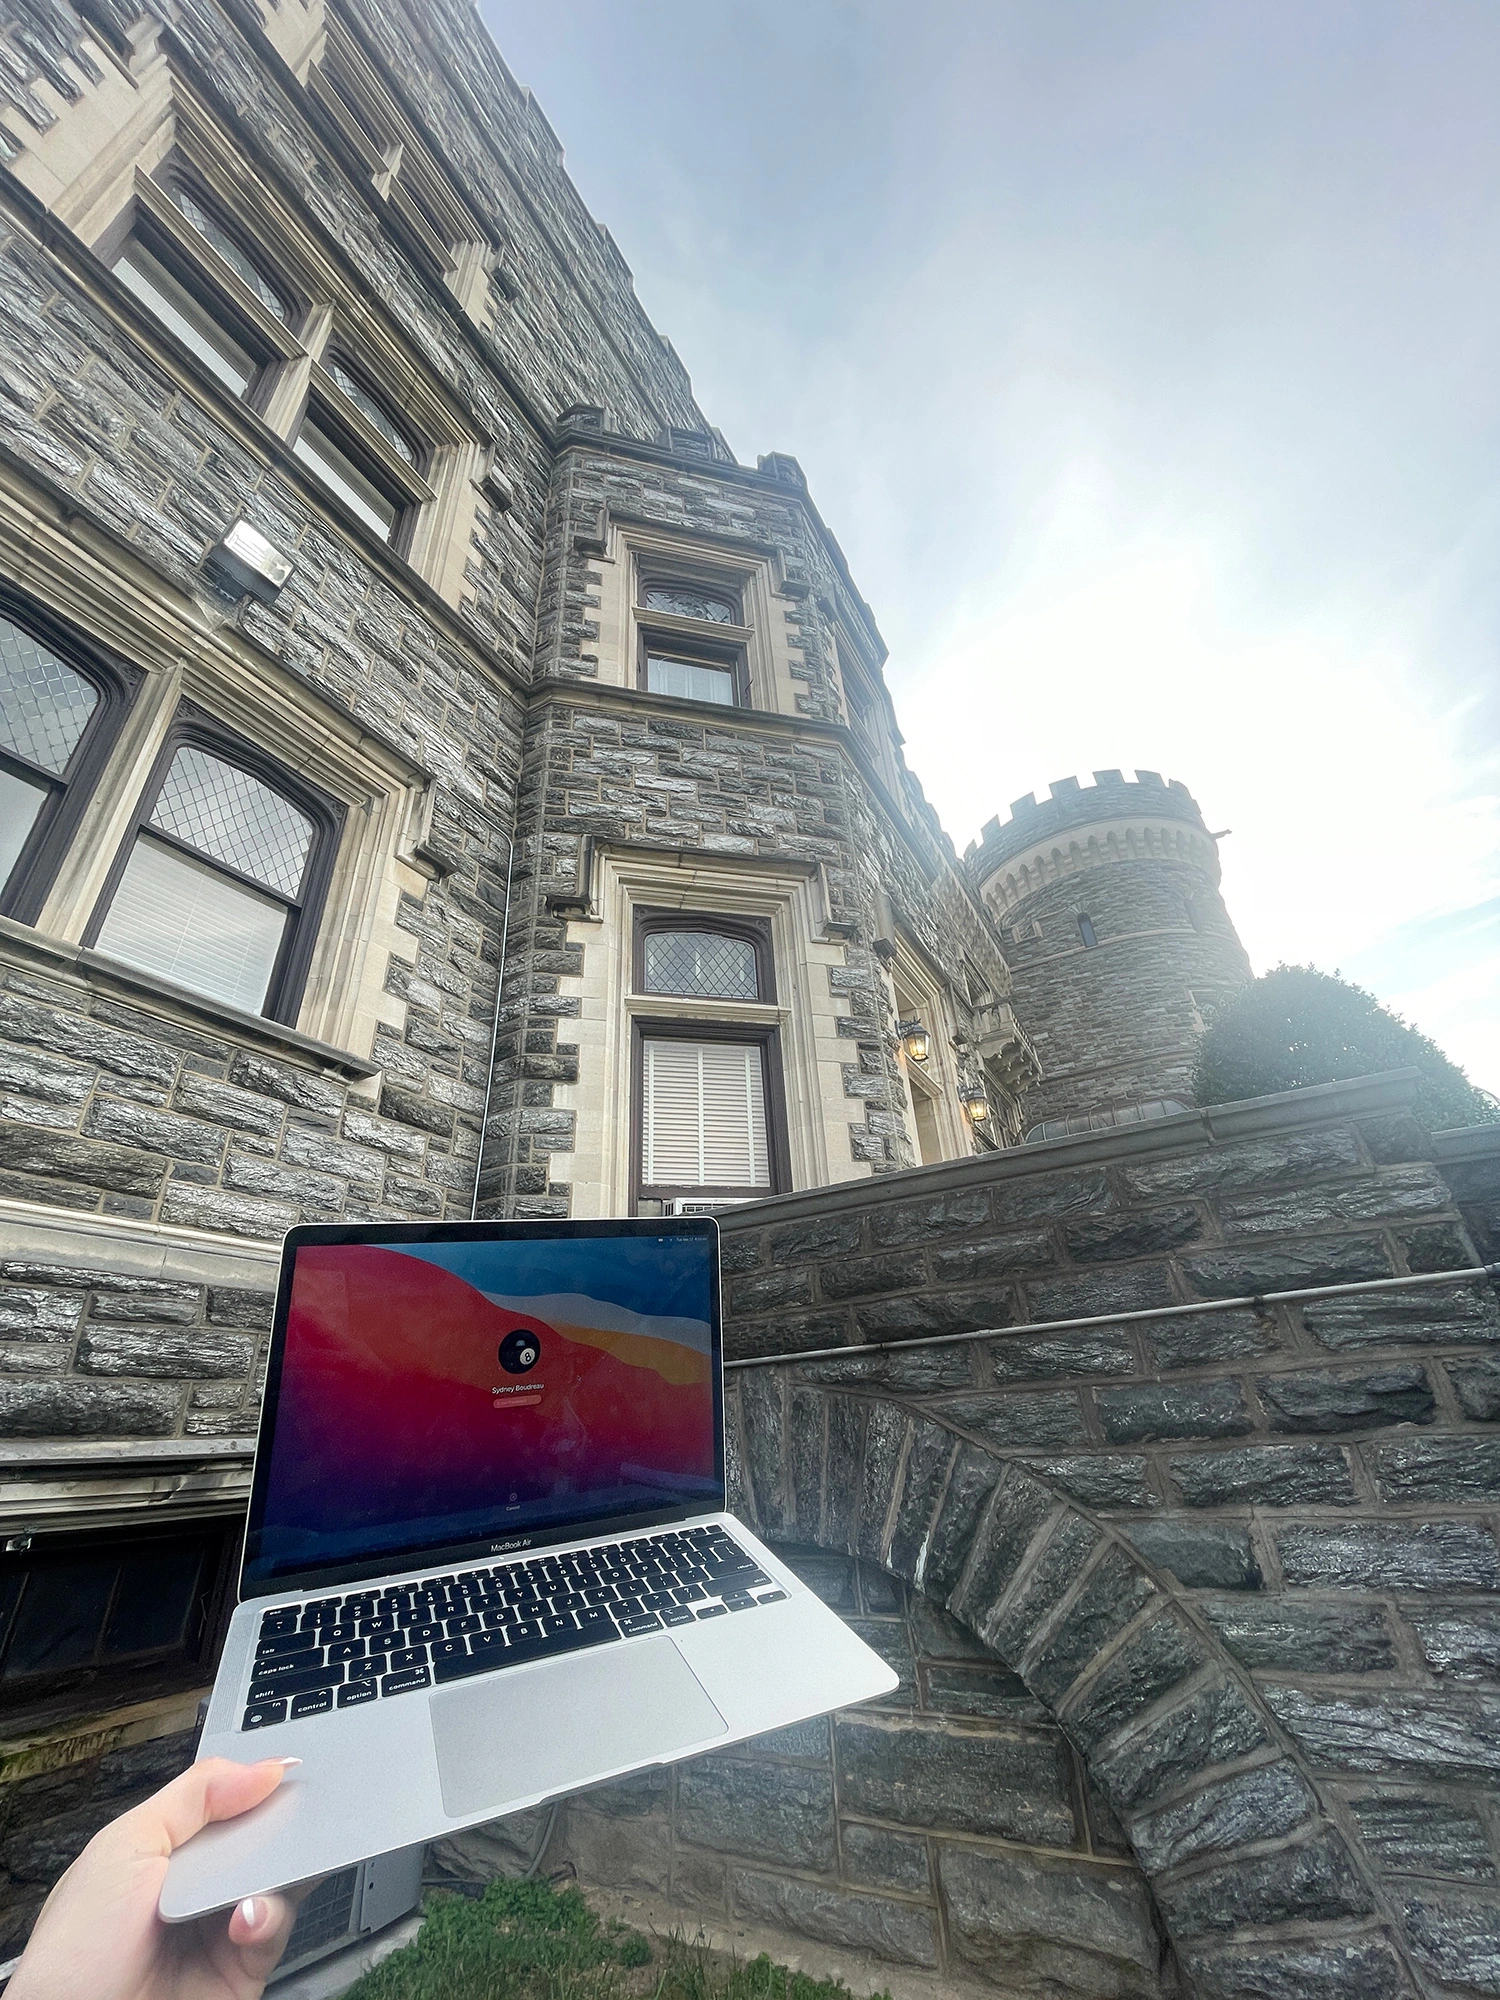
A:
275;1757;302;1768
239;1897;261;1929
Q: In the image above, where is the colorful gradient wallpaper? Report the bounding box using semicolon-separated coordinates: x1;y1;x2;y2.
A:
248;1235;719;1580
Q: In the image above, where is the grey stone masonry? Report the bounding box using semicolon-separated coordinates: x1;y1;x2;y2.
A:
0;923;496;1258
433;1547;1176;2000
967;773;1252;1131
0;1247;273;1440
713;1072;1500;2000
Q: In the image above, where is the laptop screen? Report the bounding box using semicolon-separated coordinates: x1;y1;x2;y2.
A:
242;1222;722;1593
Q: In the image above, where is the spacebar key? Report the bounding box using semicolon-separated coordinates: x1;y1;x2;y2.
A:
433;1618;618;1684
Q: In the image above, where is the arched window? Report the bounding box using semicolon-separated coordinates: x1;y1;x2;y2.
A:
0;600;136;924
87;727;341;1023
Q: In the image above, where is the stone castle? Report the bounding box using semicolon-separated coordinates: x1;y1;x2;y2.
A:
0;1;1497;1994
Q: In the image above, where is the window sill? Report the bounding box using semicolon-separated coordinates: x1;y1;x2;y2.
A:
625;994;786;1027
0;913;378;1081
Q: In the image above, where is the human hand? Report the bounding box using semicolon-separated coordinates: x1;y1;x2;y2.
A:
8;1755;302;2000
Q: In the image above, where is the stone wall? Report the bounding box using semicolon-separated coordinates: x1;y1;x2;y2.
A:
544;1544;1177;1997
695;1071;1500;1998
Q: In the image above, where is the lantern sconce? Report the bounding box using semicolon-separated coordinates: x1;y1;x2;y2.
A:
964;1089;991;1125
897;1018;930;1064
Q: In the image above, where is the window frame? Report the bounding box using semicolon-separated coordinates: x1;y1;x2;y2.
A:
82;712;345;1027
630;910;786;1210
0;590;141;928
0;1516;240;1724
630;1015;791;1213
636;631;749;709
97;169;303;418
291;372;432;555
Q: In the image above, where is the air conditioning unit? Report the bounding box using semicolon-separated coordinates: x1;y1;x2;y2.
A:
669;1197;754;1216
269;1845;423;1984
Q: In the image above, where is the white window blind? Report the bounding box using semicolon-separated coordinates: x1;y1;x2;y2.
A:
643;1039;769;1189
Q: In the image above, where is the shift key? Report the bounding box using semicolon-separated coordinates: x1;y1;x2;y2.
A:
248;1661;344;1702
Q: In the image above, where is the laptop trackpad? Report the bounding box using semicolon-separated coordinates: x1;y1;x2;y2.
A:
430;1637;728;1819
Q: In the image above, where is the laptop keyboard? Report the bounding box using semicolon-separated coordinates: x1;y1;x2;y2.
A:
240;1523;786;1731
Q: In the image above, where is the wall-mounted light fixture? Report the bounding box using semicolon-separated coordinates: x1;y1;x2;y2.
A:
204;519;294;604
897;1018;930;1064
964;1089;991;1124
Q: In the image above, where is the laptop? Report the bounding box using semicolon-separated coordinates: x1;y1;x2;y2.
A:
161;1217;896;1920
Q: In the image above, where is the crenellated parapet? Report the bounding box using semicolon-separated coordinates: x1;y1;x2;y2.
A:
965;770;1223;917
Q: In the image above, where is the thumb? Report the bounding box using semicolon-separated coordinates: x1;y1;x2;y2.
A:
124;1757;300;1861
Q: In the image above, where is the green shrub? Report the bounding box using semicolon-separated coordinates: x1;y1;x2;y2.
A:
1193;964;1497;1133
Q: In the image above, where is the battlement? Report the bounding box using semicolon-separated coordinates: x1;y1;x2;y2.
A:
964;768;1208;873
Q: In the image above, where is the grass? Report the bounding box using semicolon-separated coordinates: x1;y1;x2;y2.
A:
341;1876;891;2000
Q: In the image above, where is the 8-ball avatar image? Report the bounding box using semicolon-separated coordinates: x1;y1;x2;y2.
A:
499;1328;541;1374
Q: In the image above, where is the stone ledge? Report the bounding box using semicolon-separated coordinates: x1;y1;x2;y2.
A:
718;1073;1425;1234
0;918;380;1083
0;1196;281;1284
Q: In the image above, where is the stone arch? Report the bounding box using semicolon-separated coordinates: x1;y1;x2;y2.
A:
728;1379;1424;1999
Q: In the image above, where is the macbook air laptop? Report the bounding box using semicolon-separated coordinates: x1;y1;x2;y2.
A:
161;1217;896;1920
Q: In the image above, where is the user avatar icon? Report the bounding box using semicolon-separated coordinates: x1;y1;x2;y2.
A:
499;1328;541;1374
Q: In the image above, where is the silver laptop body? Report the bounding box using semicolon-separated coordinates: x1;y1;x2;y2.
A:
162;1218;895;1920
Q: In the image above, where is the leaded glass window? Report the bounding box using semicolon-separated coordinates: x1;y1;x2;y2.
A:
148;746;313;896
0;611;106;906
644;930;759;1001
166;186;289;322
0;621;98;774
642;583;737;624
93;739;328;1020
327;359;416;464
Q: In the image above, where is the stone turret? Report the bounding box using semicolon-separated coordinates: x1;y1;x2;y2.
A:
965;770;1252;1137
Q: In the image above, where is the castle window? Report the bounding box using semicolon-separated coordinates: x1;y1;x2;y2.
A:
293;404;409;543
632;912;786;1212
106;167;295;407
163;183;290;323
325;357;419;466
1184;896;1203;931
643;650;741;707
644;929;759;1001
0;598;137;925
1077;913;1098;948
88;725;342;1022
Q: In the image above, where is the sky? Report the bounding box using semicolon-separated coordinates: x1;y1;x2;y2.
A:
483;0;1500;1097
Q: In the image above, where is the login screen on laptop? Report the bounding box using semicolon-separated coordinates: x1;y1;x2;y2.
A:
244;1231;720;1589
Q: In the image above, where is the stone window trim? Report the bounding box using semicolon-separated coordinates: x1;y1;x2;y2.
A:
0;1513;240;1730
0;588;143;930
1;501;436;1067
630;1013;792;1214
304;9;499;318
73;95;491;595
94;169;307;419
80;707;345;1029
588;523;797;713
